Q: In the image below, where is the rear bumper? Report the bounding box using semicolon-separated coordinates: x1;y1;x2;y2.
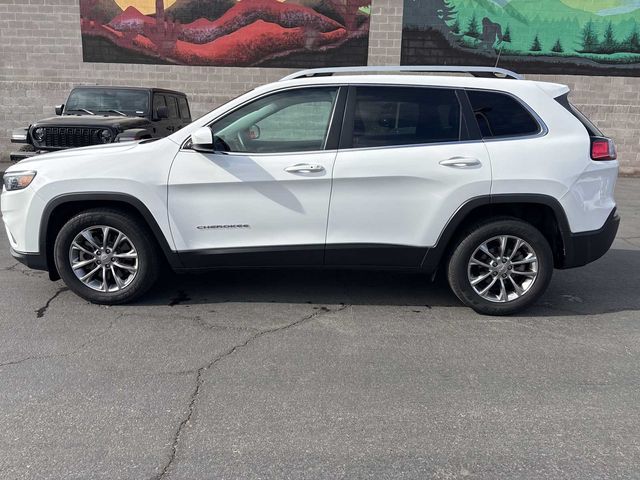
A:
559;208;620;269
11;247;48;271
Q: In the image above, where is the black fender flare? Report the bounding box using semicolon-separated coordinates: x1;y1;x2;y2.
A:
115;128;153;142
419;193;571;275
39;193;182;276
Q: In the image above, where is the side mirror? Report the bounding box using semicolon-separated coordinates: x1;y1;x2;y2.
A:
155;106;169;120
191;127;215;153
55;104;64;116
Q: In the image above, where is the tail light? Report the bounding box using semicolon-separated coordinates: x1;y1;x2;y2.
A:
591;136;617;161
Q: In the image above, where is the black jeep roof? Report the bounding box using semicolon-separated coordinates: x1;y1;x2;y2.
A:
70;86;188;97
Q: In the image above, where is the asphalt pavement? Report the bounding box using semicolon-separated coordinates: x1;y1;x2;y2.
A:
0;178;639;479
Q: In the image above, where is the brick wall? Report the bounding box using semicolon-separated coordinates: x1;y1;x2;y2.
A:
0;0;638;175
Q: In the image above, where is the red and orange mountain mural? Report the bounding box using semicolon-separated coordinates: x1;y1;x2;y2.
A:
80;0;371;67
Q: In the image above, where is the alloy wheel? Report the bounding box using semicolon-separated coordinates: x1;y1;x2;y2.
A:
467;235;539;303
68;225;139;293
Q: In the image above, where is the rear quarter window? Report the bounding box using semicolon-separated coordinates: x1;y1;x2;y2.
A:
467;90;541;139
555;93;602;136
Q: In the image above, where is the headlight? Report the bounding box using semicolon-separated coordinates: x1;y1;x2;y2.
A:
3;171;37;191
32;128;45;142
98;129;113;144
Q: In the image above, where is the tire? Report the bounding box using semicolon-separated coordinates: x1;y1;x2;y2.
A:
447;217;554;315
54;209;160;305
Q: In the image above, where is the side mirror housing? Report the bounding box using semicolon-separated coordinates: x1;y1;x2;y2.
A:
155;105;169;120
55;104;64;116
191;127;215;153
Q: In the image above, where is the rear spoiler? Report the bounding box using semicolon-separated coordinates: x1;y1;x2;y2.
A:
535;82;570;98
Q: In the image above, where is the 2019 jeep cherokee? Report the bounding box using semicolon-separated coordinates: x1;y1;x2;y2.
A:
1;66;619;315
10;86;191;161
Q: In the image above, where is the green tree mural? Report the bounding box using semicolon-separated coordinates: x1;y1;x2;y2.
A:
450;18;460;34
401;0;640;76
601;21;618;53
503;25;511;43
443;0;457;23
465;12;480;39
580;20;599;52
624;23;640;52
530;34;542;52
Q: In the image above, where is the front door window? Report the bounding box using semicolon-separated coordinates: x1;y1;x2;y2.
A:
210;87;339;154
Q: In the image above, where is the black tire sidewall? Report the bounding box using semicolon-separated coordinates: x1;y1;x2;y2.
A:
448;219;554;315
54;210;158;304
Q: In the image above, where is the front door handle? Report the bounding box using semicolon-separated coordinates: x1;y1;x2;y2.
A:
284;164;325;174
439;157;482;168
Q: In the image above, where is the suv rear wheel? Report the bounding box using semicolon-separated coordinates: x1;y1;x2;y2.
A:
447;218;553;315
54;209;159;304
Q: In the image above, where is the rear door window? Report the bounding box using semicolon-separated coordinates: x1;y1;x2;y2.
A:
153;94;166;117
167;96;180;119
467;90;540;138
348;86;461;148
178;97;191;120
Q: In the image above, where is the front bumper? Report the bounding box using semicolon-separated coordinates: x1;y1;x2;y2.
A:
10;150;38;162
559;208;620;269
10;247;48;271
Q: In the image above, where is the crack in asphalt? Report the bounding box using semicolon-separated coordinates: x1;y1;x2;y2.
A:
153;303;349;480
189;315;259;333
3;262;46;278
35;287;69;318
0;315;119;369
118;311;261;334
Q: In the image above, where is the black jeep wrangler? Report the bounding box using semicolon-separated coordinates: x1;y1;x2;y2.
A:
11;86;191;161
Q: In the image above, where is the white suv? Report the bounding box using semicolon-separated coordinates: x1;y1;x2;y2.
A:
1;66;619;315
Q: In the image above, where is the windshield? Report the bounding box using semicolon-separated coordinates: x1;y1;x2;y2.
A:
65;88;149;116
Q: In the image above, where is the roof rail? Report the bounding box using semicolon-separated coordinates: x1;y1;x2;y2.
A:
280;65;523;81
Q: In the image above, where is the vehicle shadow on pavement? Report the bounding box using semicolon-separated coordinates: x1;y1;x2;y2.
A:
133;247;640;318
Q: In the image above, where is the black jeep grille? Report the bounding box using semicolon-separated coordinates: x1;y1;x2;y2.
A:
41;127;103;148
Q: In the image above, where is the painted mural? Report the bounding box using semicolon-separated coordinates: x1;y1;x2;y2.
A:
401;0;640;76
79;0;371;67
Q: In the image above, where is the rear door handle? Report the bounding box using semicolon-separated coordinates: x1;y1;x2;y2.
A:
439;157;482;168
284;164;325;173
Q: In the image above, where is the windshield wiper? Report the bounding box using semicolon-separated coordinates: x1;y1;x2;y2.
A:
105;109;127;117
67;108;95;115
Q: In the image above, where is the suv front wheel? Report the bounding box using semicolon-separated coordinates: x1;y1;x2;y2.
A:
447;218;554;315
54;209;160;305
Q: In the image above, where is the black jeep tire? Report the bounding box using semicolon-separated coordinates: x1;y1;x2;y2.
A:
54;209;160;305
447;218;554;316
